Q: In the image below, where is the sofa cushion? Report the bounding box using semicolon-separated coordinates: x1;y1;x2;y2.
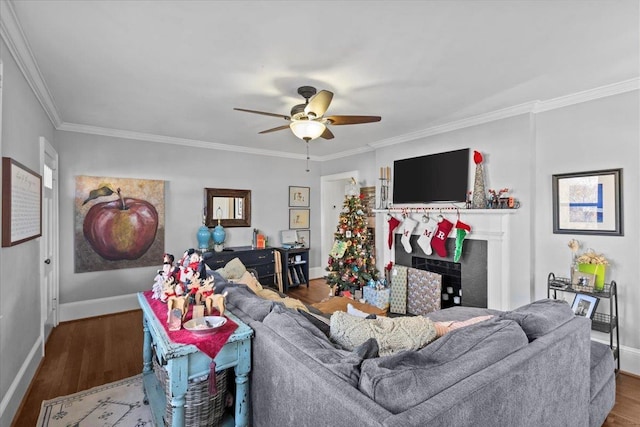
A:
501;298;574;341
358;317;529;413
330;311;437;356
263;306;376;387
224;285;275;322
254;288;309;312
298;309;331;337
589;341;615;400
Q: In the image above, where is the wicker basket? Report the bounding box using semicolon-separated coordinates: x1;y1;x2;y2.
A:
153;356;228;426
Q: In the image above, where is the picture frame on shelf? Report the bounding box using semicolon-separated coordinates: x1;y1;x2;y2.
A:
571;269;595;289
289;186;310;207
296;230;310;248
289;209;310;229
571;293;599;319
552;169;622;236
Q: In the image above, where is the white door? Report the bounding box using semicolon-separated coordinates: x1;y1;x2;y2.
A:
40;136;59;351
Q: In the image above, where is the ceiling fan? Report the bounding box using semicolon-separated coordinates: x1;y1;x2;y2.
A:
234;86;381;142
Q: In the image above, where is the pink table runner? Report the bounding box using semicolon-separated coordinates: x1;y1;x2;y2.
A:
143;290;238;359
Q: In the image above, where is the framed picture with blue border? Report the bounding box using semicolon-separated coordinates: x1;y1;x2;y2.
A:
552;169;622;236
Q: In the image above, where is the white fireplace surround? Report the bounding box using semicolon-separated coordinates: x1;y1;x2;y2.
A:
380;209;517;311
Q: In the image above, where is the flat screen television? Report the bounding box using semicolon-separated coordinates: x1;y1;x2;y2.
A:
392;148;469;204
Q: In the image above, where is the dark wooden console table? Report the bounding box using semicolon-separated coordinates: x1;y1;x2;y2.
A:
203;246;276;286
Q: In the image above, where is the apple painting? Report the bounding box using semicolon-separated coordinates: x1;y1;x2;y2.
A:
82;186;159;261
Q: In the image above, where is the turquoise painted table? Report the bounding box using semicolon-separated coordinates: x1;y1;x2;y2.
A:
137;293;253;427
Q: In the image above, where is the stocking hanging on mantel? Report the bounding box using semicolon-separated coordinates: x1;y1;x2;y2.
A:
471;150;487;209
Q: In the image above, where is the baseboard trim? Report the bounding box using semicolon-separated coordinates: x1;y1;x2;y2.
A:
59;293;140;322
309;267;325;280
0;337;42;426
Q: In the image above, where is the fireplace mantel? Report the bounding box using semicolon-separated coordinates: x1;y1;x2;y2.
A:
380;209;517;311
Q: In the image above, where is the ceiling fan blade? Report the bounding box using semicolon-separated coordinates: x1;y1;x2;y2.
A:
325;115;381;125
305;90;333;118
234;108;290;120
258;124;291;134
320;127;335;140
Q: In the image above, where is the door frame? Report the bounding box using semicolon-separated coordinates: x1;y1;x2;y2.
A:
40;136;59;353
320;170;359;271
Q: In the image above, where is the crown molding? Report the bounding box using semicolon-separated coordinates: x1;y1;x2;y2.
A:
56;122;316;160
0;0;62;127
534;78;640;113
368;101;540;150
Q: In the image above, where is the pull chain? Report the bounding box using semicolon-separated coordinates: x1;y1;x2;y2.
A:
306;141;310;172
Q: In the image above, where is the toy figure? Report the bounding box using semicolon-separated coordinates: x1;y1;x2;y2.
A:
205;291;228;316
195;276;215;305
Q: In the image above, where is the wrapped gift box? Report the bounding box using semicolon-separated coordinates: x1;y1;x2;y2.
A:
363;287;390;310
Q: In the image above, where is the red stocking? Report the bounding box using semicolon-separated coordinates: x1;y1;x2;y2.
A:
431;217;453;257
387;216;401;249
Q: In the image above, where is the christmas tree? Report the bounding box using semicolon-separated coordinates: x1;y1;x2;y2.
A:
326;194;379;293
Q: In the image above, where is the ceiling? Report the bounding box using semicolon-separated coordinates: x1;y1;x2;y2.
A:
3;1;639;160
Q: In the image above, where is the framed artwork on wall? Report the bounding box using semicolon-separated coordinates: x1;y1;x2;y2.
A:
289;209;310;229
552;169;623;236
289;186;310;207
74;175;165;273
2;157;42;247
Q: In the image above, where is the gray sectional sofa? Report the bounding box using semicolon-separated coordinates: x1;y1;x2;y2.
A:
214;277;615;427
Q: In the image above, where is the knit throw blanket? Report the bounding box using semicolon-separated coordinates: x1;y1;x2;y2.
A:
330;311;437;356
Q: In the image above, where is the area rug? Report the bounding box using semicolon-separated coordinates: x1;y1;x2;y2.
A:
37;374;153;427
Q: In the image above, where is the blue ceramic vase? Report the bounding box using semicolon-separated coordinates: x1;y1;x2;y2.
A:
197;225;211;250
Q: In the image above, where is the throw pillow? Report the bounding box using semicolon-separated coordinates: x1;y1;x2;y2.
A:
501;298;574;341
233;271;263;294
224;257;247;280
330;311;437;356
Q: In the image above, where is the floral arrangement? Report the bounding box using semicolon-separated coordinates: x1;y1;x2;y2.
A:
568;239;609;265
576;250;609;266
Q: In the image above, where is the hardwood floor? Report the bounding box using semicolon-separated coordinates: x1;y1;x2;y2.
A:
11;279;639;426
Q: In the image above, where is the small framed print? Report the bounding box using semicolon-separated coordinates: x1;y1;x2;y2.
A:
289;209;310;229
289;186;310;207
571;293;599;319
296;230;310;248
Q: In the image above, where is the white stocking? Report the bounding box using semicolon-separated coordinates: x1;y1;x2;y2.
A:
417;217;438;255
401;217;418;253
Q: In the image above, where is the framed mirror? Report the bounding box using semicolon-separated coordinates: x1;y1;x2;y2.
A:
205;188;251;227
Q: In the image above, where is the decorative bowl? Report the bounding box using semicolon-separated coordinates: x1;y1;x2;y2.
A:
183;316;227;334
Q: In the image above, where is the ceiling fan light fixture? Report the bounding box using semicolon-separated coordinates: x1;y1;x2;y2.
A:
289;120;326;141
